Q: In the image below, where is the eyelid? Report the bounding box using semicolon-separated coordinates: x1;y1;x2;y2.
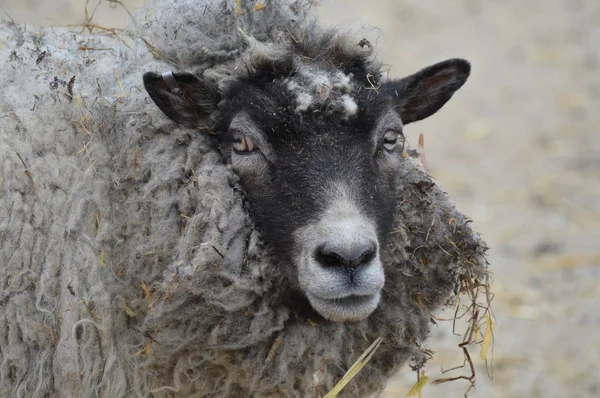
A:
385;128;403;135
383;130;398;140
228;122;274;161
387;126;404;136
229;112;276;163
380;128;403;146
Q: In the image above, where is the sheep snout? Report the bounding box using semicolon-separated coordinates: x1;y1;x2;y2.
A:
295;201;385;322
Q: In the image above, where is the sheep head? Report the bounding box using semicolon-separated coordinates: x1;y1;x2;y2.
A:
143;58;470;322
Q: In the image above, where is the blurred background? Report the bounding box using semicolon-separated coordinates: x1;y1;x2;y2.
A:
3;1;599;397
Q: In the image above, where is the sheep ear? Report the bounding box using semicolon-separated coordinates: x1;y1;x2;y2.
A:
384;59;470;125
143;71;218;129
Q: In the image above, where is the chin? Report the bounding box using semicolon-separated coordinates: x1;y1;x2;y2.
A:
307;291;381;322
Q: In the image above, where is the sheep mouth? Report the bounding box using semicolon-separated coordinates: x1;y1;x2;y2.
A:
307;292;381;322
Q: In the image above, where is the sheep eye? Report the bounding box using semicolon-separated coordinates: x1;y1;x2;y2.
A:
383;130;403;152
232;133;255;153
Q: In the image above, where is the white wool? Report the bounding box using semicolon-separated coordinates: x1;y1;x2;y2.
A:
286;68;358;115
333;71;353;90
296;92;314;112
311;73;332;89
286;79;299;91
341;94;359;116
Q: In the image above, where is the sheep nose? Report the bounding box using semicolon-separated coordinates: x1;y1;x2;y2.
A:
315;241;377;270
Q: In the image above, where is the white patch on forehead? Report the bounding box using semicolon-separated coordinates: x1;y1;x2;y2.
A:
296;92;313;112
341;94;358;116
312;73;331;88
287;80;299;91
333;71;352;89
284;67;358;117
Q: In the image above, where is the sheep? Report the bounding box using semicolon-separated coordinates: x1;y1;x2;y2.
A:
0;0;488;397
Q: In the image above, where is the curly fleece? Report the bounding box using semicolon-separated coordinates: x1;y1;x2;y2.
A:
0;1;488;397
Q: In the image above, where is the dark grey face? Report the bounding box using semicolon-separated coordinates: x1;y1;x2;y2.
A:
143;58;470;322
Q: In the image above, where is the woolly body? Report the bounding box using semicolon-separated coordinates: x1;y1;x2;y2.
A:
0;1;487;397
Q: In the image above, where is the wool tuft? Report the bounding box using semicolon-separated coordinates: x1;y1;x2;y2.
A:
284;69;358;115
0;1;488;397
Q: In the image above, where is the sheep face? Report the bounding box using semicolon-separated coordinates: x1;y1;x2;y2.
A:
143;58;470;322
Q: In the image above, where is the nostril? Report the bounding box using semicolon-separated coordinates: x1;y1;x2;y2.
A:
315;248;345;268
315;242;377;269
355;247;376;267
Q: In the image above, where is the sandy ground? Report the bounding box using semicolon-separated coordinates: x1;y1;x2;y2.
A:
3;1;599;397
